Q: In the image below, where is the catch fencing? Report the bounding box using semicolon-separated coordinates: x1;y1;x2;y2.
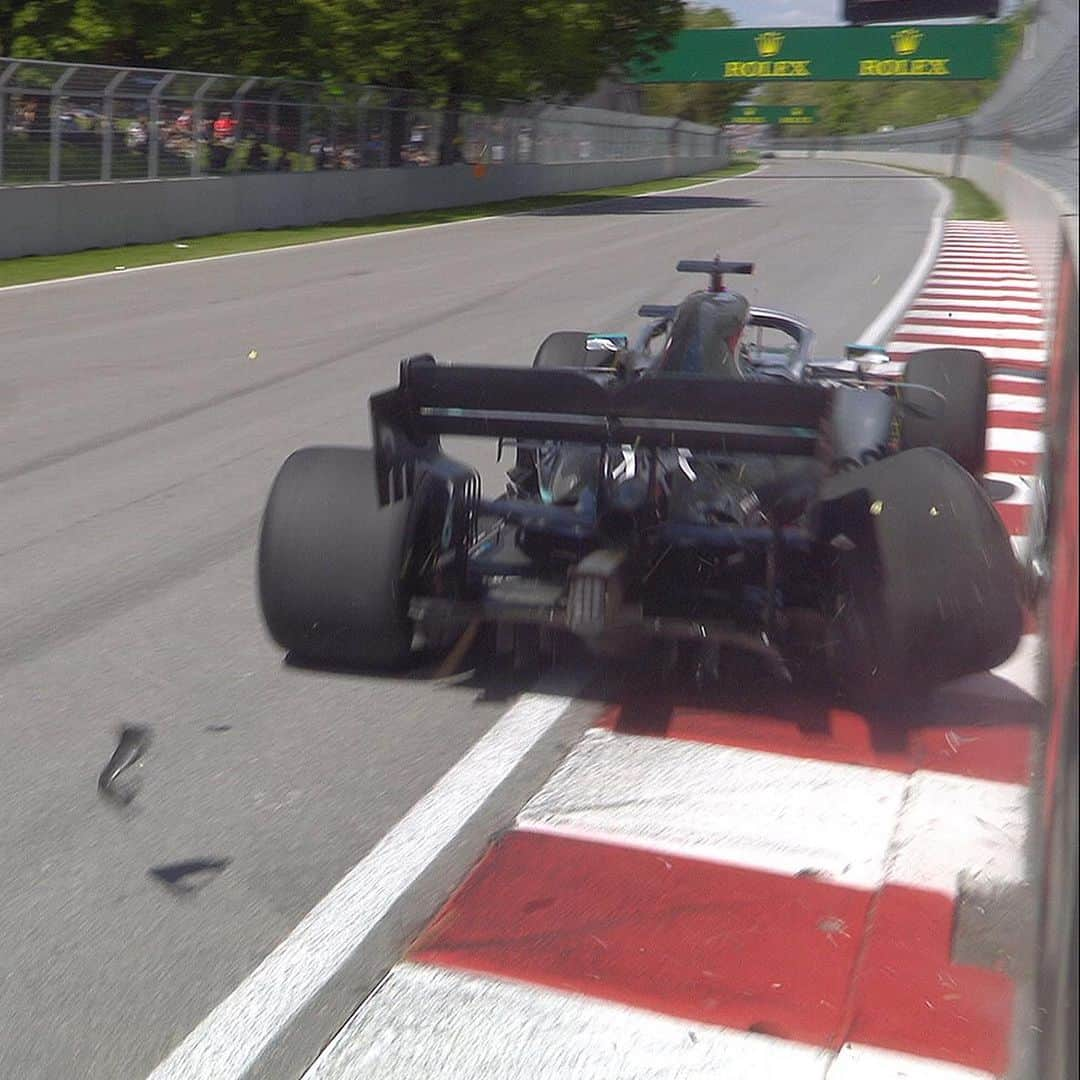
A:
0;57;722;186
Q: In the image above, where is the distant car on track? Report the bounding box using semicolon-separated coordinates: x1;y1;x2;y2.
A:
257;257;1022;701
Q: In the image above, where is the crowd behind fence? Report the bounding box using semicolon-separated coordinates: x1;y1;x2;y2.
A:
0;58;721;186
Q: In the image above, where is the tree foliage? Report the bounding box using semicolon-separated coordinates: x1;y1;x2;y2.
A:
3;0;685;104
642;5;745;125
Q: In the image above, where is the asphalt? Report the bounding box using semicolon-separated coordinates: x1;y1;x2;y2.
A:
0;159;940;1080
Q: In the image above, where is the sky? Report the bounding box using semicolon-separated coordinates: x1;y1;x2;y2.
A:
705;0;1022;26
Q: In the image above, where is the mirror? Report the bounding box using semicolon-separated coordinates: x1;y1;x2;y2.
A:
743;323;800;369
845;342;892;373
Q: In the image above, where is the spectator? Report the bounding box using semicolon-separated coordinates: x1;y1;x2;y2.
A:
213;110;235;144
247;136;266;172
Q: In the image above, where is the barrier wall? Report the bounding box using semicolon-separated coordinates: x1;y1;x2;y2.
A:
0;151;728;260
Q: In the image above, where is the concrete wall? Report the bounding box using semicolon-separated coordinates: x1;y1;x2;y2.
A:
0;152;728;260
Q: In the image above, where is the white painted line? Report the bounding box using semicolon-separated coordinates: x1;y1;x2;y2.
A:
986;427;1046;454
894;323;1046;342
857;178;952;347
305;962;832;1080
0;167;762;295
987;394;1046;414
516;728;907;890
888;340;1046;363
828;1043;996;1080
885;770;1028;897
147;691;581;1080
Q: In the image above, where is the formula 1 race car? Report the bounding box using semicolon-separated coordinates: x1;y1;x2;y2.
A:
258;257;1022;700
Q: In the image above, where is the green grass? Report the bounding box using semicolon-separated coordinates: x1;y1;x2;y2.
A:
835;158;1004;220
940;176;1004;221
0;161;757;288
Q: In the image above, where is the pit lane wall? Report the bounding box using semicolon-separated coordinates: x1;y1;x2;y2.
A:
0;150;728;260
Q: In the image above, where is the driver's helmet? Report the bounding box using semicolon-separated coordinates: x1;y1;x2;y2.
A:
660;290;750;379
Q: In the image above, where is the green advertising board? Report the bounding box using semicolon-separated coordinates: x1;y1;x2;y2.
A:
728;104;819;125
630;23;1006;82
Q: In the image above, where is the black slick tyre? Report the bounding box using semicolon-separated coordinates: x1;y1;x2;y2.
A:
818;446;1022;702
900;347;989;475
533;331;591;369
258;446;417;667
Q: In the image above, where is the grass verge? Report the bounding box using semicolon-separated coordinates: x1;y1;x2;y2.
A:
940;176;1005;221
0;160;758;288
840;159;1004;220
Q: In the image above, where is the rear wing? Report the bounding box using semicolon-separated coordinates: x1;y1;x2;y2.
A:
370;355;830;504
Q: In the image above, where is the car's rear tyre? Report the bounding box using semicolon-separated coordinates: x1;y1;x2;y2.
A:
900;347;988;475
818;446;1021;702
258;446;418;667
533;331;590;369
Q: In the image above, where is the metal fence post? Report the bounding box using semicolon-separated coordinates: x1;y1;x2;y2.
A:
299;89;311;164
0;62;19;184
233;76;258;155
101;68;129;181
49;65;77;182
192;76;217;177
269;83;283;159
148;71;176;179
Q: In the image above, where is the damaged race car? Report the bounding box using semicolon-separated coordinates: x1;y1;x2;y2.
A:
257;257;1022;700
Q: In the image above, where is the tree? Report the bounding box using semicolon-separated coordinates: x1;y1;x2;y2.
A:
642;6;746;127
8;0;686;163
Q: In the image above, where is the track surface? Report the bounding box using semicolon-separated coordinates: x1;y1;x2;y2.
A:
0;160;939;1080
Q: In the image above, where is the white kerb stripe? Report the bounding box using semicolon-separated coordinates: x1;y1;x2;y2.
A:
916;298;1043;313
987;394;1046;414
884;770;1028;896
986;427;1046;454
906;309;1045;325
518;729;907;889
934;259;1031;267
927;271;1038;283
940;634;1043;705
894;323;1046;343
888;340;1046;363
147;691;579;1080
516;728;1027;898
306;962;832;1080
983;472;1037;503
827;1043;996;1079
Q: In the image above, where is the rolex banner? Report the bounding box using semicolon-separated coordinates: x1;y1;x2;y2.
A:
630;23;1007;82
728;105;819;125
